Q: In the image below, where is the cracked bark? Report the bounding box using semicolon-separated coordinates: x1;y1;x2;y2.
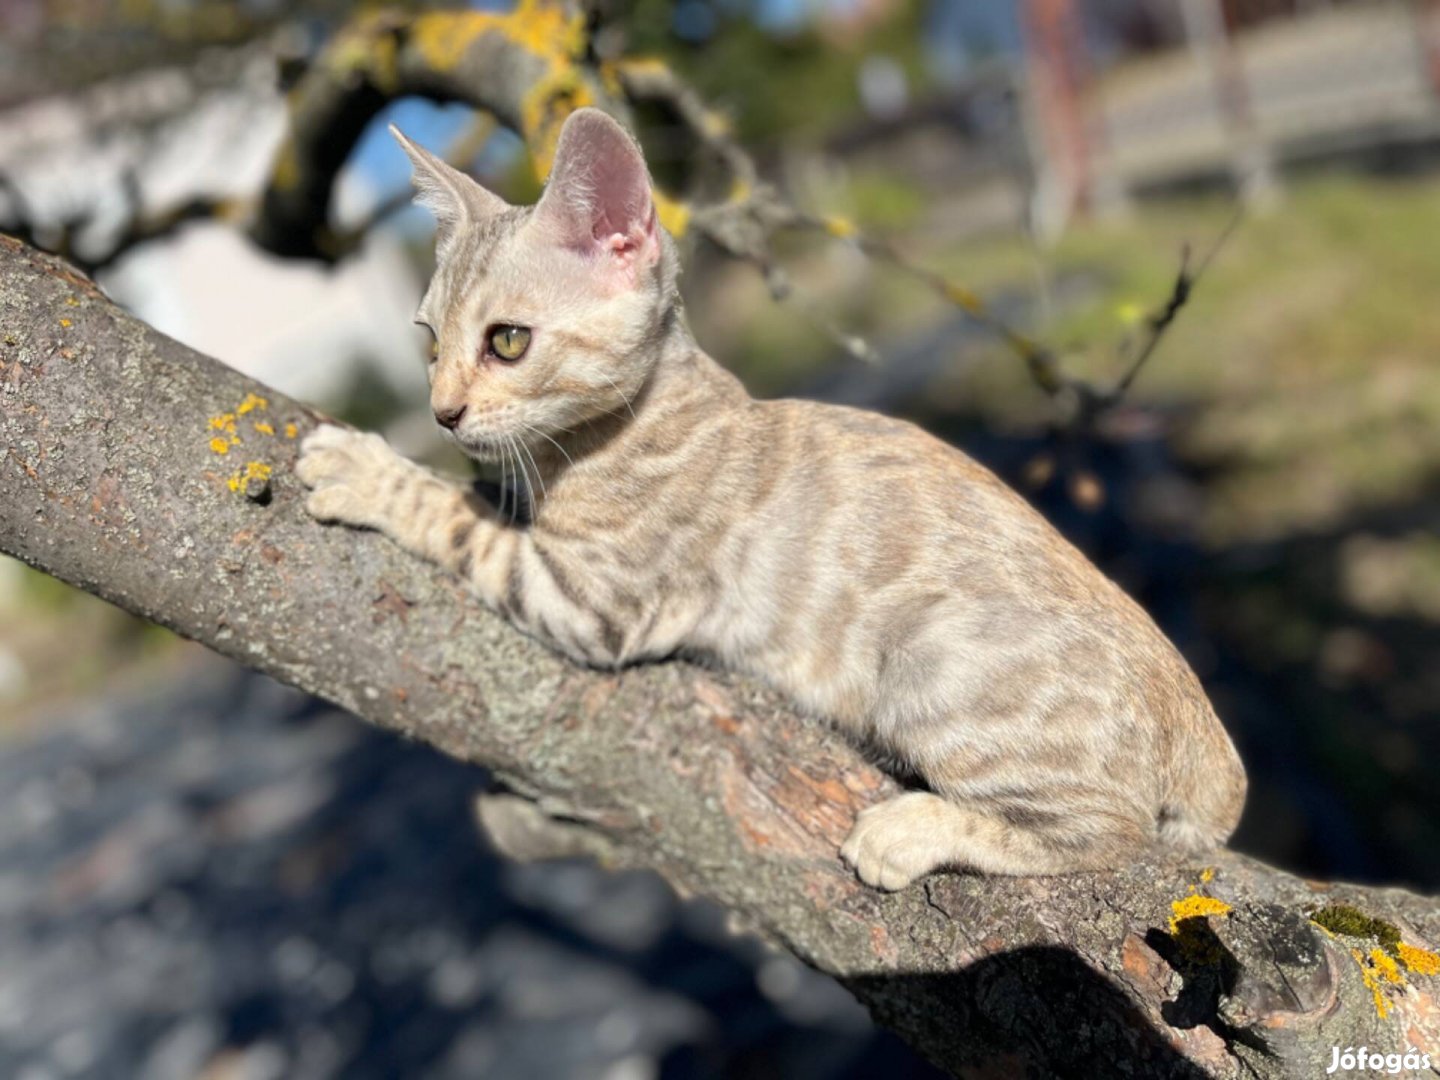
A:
2;235;1438;1079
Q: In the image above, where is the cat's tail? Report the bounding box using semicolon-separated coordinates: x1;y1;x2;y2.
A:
1156;706;1248;854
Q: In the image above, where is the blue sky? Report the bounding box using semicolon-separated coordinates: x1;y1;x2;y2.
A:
351;99;475;196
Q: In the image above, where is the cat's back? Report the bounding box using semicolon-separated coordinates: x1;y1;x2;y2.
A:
755;397;1242;821
759;396;1107;605
758;395;1211;699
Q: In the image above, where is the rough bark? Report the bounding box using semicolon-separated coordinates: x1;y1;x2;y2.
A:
1;235;1437;1079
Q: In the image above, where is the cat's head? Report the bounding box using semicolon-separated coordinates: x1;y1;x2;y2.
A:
392;108;676;462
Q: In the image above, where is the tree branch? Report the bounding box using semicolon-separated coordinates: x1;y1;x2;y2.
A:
3;237;1438;1078
247;1;618;260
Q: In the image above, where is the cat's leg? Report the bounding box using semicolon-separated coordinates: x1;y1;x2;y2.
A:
297;425;624;666
840;788;1149;889
296;425;523;611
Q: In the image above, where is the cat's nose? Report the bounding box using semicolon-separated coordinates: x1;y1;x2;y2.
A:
434;404;467;430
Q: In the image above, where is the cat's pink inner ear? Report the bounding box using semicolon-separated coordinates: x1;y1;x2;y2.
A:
535;109;659;282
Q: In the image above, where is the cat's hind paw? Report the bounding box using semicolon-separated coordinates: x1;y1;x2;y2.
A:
840;791;964;891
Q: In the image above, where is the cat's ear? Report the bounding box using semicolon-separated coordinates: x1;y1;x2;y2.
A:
531;108;659;286
390;124;507;244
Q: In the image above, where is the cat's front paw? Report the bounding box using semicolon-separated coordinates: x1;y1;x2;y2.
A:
840;792;958;891
296;424;411;529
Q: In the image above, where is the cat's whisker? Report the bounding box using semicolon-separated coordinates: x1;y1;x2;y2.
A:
587;404;632;426
598;371;637;422
505;435;524;523
516;433;548;503
521;422;576;473
494;436;508;518
509;434;527;529
505;443;516;522
509;434;539;520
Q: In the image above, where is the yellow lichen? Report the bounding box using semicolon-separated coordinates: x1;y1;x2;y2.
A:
227;460;273;494
615;55;671;80
824;215;857;240
209;438;231;455
370;31;399;93
1353;947;1406;1019
653;190;690;238
253;421;275;436
64;296;79;307
1200;867;1216;883
597;59;624;97
59;318;71;328
1399;942;1440;976
236;393;269;415
410;11;496;71
511;0;587;59
1116;300;1144;326
284;423;299;439
1372;947;1405;985
410;0;583;77
208;413;237;433
1168;895;1232;933
699;108;732;140
1165;893;1233;968
942;280;986;316
521;66;595;178
1354;949;1390;1018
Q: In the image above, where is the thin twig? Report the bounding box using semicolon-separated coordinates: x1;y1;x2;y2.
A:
1106;205;1243;403
791;202;1242;427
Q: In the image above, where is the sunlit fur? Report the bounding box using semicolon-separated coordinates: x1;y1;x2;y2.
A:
416;207;676;463
298;108;1247;890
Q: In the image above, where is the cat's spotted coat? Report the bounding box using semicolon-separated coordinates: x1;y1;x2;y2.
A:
297;108;1246;889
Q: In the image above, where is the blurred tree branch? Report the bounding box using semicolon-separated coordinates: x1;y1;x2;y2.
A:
0;0;1210;431
0;0;372;106
4;235;1440;1080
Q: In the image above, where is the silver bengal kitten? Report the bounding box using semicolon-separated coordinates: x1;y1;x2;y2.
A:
297;108;1246;889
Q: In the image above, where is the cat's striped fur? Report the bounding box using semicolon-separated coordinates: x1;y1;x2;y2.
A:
298;108;1246;889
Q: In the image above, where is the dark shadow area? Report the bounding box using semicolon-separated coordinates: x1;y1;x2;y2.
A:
1143;923;1269;1060
1193;479;1440;889
848;946;1215;1080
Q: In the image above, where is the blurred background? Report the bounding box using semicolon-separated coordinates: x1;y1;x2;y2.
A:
3;0;1440;1076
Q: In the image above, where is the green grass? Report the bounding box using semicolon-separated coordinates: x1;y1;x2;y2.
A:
722;174;1440;544
1038;178;1440;542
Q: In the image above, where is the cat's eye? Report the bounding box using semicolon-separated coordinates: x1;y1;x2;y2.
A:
488;325;531;363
